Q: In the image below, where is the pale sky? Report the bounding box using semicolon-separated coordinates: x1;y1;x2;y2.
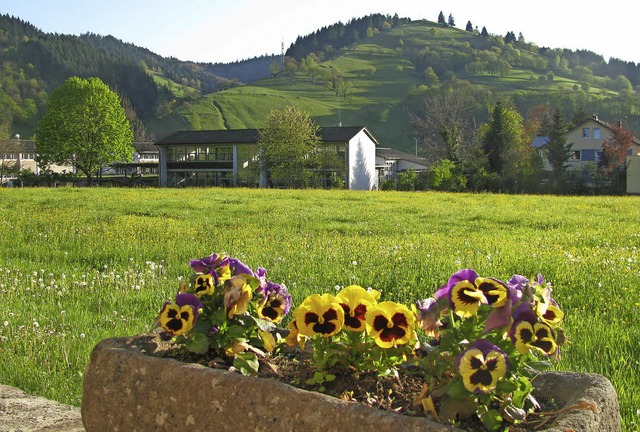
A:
2;0;638;65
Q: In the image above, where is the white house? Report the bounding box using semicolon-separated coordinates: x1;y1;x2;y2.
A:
155;126;379;190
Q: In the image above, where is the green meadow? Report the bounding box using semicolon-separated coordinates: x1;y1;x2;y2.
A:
0;188;638;429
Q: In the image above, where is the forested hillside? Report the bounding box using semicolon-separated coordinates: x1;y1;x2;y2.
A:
0;14;273;139
1;12;639;148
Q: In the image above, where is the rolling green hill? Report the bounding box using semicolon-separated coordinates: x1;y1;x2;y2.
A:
173;19;639;152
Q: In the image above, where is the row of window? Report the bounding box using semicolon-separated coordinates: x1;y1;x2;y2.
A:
167;146;233;162
582;128;601;139
1;153;35;160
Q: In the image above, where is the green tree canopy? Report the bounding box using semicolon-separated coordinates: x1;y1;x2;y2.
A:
258;106;321;188
35;76;133;185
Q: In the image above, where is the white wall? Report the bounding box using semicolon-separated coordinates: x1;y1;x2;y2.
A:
347;130;377;190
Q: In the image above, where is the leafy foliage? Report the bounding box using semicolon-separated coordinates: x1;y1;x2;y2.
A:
35;77;133;184
258;107;321;188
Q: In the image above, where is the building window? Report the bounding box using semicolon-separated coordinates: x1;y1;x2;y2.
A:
595;150;602;161
582;128;590;139
570;150;581;160
581;149;596;161
593;128;600;139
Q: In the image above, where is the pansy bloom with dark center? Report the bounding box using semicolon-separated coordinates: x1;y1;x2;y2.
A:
158;293;203;337
511;318;558;356
193;273;215;298
294;293;344;338
189;253;231;285
336;285;380;332
457;339;509;393
440;269;511;319
257;281;292;324
365;301;416;348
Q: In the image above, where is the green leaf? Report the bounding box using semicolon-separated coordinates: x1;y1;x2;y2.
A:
512;376;533;408
445;378;471;398
496;379;518;393
480;408;504;431
185;332;209;355
527;360;552;371
233;352;260;376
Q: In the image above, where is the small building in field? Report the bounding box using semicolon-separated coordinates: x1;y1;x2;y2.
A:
375;147;429;184
155;126;379;190
109;142;159;176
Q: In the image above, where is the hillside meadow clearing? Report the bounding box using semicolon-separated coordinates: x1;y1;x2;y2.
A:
0;188;638;428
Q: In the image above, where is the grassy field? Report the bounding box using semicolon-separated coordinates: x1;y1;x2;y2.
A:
0;188;638;429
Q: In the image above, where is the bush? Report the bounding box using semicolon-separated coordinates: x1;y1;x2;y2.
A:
427;160;467;191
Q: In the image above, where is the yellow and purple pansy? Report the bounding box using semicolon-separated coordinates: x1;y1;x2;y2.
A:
437;269;514;329
336;285;380;332
457;339;509;394
158;293;203;337
510;305;558;356
190;253;231;285
365;301;416;348
256;280;292;324
294;293;345;338
192;273;215;298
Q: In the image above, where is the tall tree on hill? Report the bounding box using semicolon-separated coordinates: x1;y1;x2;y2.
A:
465;21;473;32
437;11;446;27
448;14;456;27
598;120;634;193
35;77;133;186
481;26;489;37
258;106;321;188
544;108;572;191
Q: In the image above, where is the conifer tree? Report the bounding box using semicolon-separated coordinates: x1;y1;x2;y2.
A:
544;108;572;191
437;11;446;26
465;21;473;32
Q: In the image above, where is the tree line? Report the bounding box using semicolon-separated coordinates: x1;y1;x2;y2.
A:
409;81;634;195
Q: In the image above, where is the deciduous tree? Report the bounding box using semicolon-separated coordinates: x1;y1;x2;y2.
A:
35;77;133;185
258;106;321;188
598;120;634;193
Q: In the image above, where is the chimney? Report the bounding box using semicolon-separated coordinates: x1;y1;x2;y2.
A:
592;113;599;121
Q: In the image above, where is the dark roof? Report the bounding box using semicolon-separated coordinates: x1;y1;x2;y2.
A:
132;142;159;152
376;147;428;165
156;129;261;145
318;126;378;144
1;139;36;152
155;126;378;146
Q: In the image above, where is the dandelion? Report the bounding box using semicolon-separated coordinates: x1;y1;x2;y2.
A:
3;321;8;327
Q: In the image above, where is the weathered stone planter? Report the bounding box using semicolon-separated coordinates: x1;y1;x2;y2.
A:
81;334;621;432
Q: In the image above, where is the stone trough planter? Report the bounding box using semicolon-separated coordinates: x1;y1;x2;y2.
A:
81;333;621;432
